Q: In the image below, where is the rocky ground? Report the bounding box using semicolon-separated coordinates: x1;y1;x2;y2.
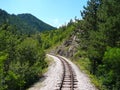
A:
55;28;80;58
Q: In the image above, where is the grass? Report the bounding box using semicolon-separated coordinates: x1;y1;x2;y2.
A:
42;55;54;74
73;57;107;90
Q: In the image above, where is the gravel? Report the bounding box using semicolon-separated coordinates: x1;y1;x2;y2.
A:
28;54;98;90
59;55;98;90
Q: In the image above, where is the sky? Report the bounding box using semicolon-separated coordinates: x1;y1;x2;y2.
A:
0;0;88;28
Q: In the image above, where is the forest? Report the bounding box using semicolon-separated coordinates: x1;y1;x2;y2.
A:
0;0;120;90
0;21;74;90
0;23;47;90
0;9;56;34
76;0;120;89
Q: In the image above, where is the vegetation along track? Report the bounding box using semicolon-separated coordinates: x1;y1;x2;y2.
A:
56;56;78;90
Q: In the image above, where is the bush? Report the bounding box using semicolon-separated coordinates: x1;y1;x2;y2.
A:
100;47;120;89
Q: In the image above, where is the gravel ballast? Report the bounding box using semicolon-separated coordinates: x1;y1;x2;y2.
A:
28;54;98;90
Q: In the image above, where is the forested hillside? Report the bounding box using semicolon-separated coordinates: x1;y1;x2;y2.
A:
0;19;75;90
74;0;120;89
0;9;56;34
0;24;47;90
17;14;56;32
45;0;120;89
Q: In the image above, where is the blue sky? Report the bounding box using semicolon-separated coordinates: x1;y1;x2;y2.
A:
0;0;88;27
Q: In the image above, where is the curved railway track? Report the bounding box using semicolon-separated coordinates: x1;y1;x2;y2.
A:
56;56;78;90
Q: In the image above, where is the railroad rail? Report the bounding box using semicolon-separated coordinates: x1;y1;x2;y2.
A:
56;56;78;90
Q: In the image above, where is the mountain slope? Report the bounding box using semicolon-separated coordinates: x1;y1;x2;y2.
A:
0;9;56;34
18;14;55;32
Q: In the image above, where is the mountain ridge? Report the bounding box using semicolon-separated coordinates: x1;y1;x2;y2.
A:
0;9;56;34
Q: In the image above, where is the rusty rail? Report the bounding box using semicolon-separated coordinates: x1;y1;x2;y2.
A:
56;56;78;90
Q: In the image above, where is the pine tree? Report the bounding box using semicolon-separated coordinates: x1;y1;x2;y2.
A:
80;0;101;74
81;0;101;31
98;0;120;47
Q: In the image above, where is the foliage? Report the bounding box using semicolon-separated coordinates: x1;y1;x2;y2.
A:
40;24;75;49
99;48;120;89
78;0;120;89
0;17;75;89
0;24;47;90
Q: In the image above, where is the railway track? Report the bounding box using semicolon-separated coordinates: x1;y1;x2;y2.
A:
56;56;78;90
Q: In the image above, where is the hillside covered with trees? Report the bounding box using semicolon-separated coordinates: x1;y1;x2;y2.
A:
0;24;47;90
0;9;56;34
75;0;120;89
0;16;74;89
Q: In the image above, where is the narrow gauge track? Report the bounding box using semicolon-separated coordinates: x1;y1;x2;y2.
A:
56;56;78;90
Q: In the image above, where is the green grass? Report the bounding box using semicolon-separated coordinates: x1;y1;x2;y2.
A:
42;55;54;74
73;57;107;90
